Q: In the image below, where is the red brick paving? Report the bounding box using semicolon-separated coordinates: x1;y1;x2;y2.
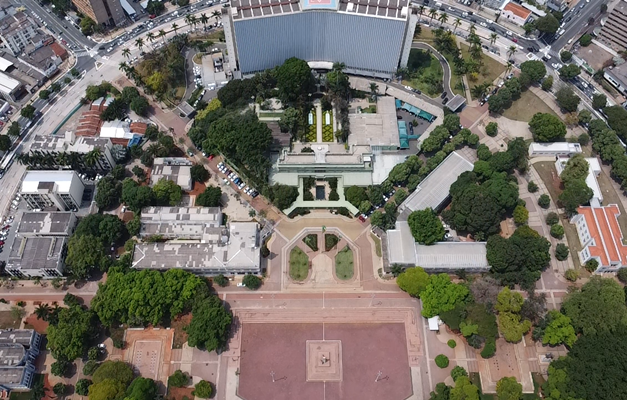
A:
24;313;48;334
238;323;412;400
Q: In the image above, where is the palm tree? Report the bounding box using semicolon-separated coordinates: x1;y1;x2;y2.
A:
158;29;167;43
469;24;476;35
122;48;131;59
146;32;155;45
490;33;498;45
200;13;209;30
56;152;70;166
438;12;448;27
453;18;461;33
135;38;144;53
185;14;193;27
428;8;438;24
84;148;102;167
119;61;128;73
418;5;425;19
190;15;198;30
507;45;517;59
171;22;179;35
212;10;221;24
35;303;51;321
332;62;346;72
505;61;513;75
369;82;379;102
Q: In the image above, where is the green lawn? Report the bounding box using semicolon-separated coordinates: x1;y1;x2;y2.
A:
414;26;464;96
290;247;310;281
0;310;23;329
335;246;354;280
371;233;382;257
460;43;506;86
503;90;558;122
404;51;444;97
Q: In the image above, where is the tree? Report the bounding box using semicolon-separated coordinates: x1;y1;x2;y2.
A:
592;93;607;110
529;113;566;142
76;379;92;396
39;89;51;100
243;274;262;290
555;243;569;261
345;186;368;207
47;306;98;361
579;33;592;46
266;184;298;210
130;96;149;116
65;235;106;279
469;276;502;306
513;205;528;225
560;51;572;62
496;377;522;400
397;267;430;297
527;181;538;193
559;179;593;214
0;135;11;152
559;64;581;80
192;380;213;398
496;288;524;314
168;370;189;388
542;75;554;91
21;104;35;119
93;361;134;385
450;376;480;400
487;225;551;288
152;178;182;206
190;164;209;183
538;194;551;209
51;359;71;377
435;354;449;368
617;267;627;283
535;13;559;34
519;60;546;83
213;274;229;287
443;114;461;134
498;311;531;342
407;209;445;245
420;274;469;318
278;107;302;136
195;186;222;207
451;366;467;381
53;382;66;396
556;87;580;113
126;215;141;237
550;224;564;239
88;379;126;400
126;377;158;400
541;310;577;347
430;382;451;400
562;276;627;335
185;294;232;351
95;176;122;209
485;122;498;137
276;58;314;105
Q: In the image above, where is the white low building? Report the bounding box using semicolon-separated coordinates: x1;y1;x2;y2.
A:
501;1;532;26
20;171;84;211
528;142;582;157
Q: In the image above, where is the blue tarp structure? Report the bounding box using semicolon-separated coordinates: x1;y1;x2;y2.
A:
127;134;142;148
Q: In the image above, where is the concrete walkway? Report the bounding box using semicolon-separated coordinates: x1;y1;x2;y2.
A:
315;101;323;143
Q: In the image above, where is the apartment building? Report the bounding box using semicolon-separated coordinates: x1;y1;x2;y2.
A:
71;0;126;26
599;1;627;51
0;12;37;56
20;171;85;211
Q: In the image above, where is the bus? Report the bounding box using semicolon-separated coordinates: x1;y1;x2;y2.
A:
0;145;21;178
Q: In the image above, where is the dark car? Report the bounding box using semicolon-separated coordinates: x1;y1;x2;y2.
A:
440;92;447;99
442;97;448;104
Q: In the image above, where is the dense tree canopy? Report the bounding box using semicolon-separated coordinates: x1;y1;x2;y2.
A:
407;208;445;245
265;184;299;210
276;57;314;105
185;294;232;352
396;267;430;297
529;113;566;142
520;60;546;83
153;178;182;206
604;105;627;142
92;361;134;385
487;225;551;288
88;379;126;400
47;305;98;361
195;186;222;207
421;274;469;318
126;377;158;400
65;235;108;279
95;176;122;209
122;179;154;211
555;86;580;113
535;13;559;33
496;377;522;400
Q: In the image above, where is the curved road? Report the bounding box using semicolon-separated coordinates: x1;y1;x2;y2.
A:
411;42;454;101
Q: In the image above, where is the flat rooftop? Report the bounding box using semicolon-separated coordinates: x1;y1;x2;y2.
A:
140;206;223;239
0;344;26;367
399;151;473;215
7;237;66;271
20;170;80;194
150;158;193;191
231;0;409;20
16;212;76;236
133;222;260;272
0;330;36;347
348;96;400;148
0;366;27;386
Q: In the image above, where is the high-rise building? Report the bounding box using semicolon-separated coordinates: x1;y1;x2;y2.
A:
20;171;85;212
0;12;38;56
223;0;418;79
599;1;627;51
71;0;126;27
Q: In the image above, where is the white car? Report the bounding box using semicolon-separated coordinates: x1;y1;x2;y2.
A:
479;21;487;27
237;282;245;287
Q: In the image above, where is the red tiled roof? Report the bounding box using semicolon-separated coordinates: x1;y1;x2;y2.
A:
49;42;67;60
130;122;147;134
503;2;531;19
577;205;627;267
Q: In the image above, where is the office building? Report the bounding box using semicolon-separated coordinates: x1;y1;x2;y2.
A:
600;1;627;51
150;158;193;191
0;330;42;391
29;131;116;173
223;0;418;78
0;71;23;102
133;207;261;275
6;212;77;278
20;171;85;211
71;0;126;27
571;204;627;273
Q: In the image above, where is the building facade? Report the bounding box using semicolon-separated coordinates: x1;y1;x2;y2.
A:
0;330;42;391
29;132;116;173
571;204;627;273
0;12;37;56
20;171;85;211
71;0;126;26
500;2;532;26
224;0;417;78
599;1;627;51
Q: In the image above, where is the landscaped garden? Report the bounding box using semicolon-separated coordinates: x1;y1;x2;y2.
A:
307;109;317;142
325;233;339;251
289;247;310;281
303;234;318;251
322;110;334;142
335;246;354;280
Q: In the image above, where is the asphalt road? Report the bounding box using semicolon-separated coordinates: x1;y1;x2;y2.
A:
550;0;602;54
